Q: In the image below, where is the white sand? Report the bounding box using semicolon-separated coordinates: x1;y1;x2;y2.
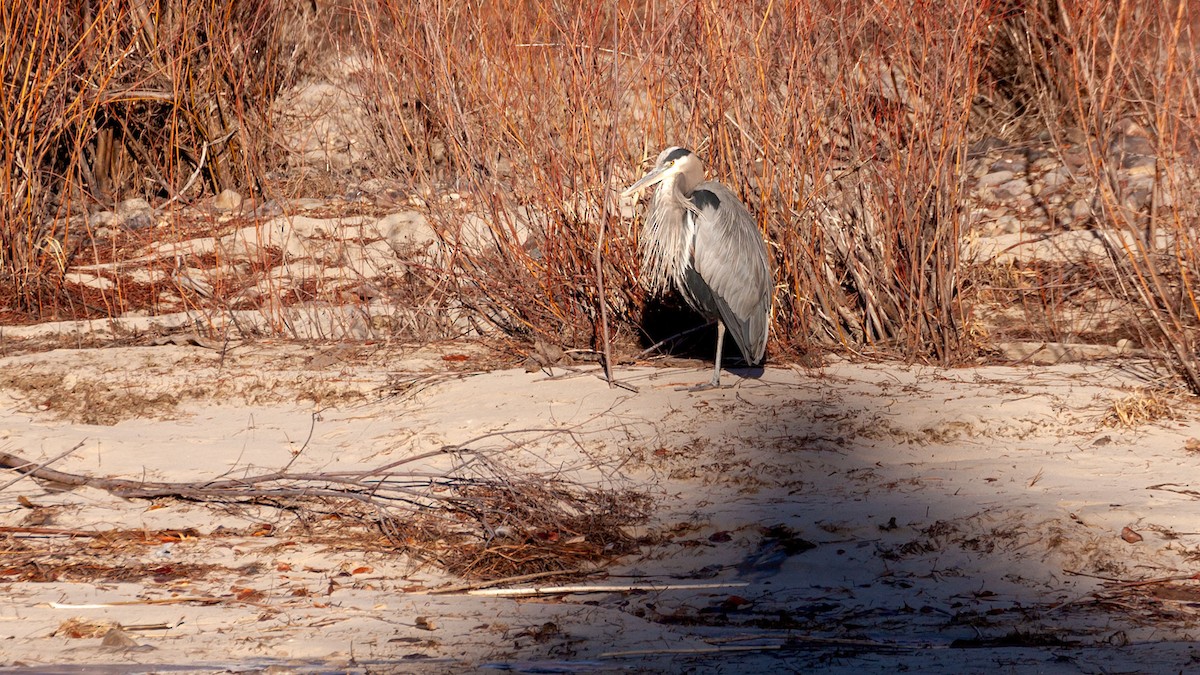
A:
2;343;1200;672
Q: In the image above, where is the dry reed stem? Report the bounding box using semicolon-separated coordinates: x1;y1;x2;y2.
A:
2;1;1198;391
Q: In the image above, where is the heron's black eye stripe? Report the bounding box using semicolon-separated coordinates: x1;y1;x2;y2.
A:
663;147;692;164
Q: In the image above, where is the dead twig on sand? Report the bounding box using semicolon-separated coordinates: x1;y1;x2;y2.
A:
465;581;749;597
430;568;606;595
1052;569;1200;614
0;441;85;492
0;526;105;538
0;441;650;579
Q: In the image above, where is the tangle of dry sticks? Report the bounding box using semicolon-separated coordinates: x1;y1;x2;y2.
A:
0;440;651;579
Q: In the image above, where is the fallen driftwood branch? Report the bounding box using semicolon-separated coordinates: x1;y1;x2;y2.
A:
0;446;474;503
430;568;605;594
465;582;749;597
0;526;106;538
1051;569;1200;613
599;635;938;659
50;598;222;609
0;434;651;579
599;645;782;658
0;441;85;492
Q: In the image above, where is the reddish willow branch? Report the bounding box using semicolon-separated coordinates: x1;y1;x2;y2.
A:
0;448;483;506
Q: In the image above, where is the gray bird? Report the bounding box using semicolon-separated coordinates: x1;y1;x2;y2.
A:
622;147;772;389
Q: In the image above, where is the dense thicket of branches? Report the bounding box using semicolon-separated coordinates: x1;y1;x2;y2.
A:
2;1;1197;388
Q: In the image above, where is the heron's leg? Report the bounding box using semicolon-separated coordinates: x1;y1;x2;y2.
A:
709;321;725;387
684;321;725;391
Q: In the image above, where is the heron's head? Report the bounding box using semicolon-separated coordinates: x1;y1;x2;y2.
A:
621;147;704;197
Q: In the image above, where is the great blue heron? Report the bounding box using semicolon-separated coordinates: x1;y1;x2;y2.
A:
622;147;772;389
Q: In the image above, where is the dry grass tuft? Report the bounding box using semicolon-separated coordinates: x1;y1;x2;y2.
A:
1102;389;1178;429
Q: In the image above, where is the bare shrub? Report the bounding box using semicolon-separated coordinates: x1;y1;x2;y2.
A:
3;0;1198;393
350;1;992;362
981;0;1200;391
0;0;318;318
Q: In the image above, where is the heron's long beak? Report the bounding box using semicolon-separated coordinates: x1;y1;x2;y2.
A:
621;165;672;197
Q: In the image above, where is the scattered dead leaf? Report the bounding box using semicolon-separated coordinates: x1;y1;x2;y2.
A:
1121;527;1144;543
1151;584;1200;602
232;586;265;601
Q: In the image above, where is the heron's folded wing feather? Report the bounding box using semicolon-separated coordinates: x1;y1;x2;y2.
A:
689;182;773;364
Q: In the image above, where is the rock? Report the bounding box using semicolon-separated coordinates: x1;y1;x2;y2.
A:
378;211;438;255
995;341;1136;364
1030;156;1058;172
116;198;154;230
1063;128;1087;145
213;189;244;212
1124;162;1156;180
100;627;140;648
117;197;151;214
977;170;1015;189
251;200;284;218
967;136;1006;159
1062;147;1090;170
287;215;372;238
65;272;115;290
89;210;115;228
342;240;404;278
1121;156;1156;175
220;217;310;261
1040;166;1073;191
1071;198;1093;220
994;214;1022;234
995;177;1030;200
1122;188;1152;212
990;156;1026;174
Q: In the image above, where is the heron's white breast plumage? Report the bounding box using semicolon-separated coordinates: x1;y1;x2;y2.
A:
640;174;699;297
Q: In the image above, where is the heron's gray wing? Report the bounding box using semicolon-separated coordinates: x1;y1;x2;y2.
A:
686;181;772;364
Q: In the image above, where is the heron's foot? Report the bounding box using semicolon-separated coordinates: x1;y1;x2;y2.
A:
677;379;725;392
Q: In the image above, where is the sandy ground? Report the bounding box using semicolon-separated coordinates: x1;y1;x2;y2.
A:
3;340;1200;673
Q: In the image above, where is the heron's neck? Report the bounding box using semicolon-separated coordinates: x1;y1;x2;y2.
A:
658;174;700;214
641;178;698;297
